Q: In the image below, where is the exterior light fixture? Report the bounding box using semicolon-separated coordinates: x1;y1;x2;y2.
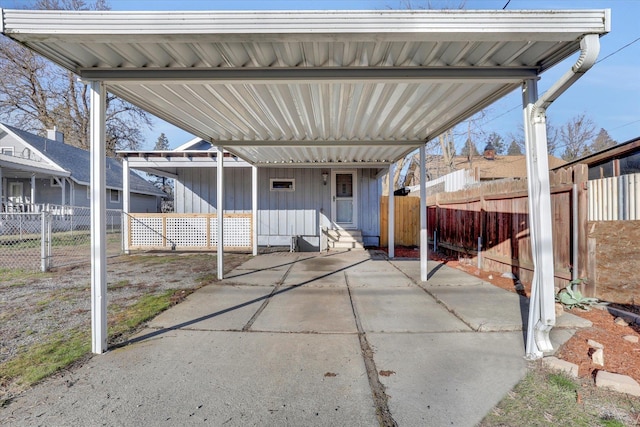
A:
322;171;329;185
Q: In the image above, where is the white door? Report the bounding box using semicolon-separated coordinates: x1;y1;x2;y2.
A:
331;170;358;229
8;182;23;211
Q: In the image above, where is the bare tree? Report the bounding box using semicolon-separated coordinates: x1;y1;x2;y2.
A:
0;0;151;155
509;118;559;156
559;113;597;161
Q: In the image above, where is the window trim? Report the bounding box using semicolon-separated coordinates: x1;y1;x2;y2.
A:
1;147;14;156
109;189;120;203
270;178;295;192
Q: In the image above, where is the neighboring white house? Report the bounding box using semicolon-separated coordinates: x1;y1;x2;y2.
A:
119;137;384;251
0;123;164;213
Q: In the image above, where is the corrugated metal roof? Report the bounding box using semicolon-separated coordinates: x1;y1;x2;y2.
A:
0;9;610;166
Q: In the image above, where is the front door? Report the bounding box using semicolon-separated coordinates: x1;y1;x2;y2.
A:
331;170;358;229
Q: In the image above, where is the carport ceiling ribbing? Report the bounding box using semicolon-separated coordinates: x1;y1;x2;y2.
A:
0;9;609;165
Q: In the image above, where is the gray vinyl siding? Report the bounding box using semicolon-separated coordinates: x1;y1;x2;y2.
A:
175;167;251;213
357;169;382;247
259;168;331;245
174;166;381;246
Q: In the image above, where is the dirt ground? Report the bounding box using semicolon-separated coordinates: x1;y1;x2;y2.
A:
0;251;249;399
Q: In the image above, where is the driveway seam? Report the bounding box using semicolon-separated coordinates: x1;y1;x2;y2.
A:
345;270;398;427
241;256;298;332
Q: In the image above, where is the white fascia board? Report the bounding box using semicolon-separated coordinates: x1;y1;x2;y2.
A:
0;123;69;174
0;155;71;177
1;9;609;41
173;136;206;151
126;157;251;168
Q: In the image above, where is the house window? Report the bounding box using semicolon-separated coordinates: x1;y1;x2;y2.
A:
1;147;14;156
110;189;120;203
270;178;295;192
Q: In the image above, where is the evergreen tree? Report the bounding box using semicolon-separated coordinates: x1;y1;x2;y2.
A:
507;139;522;155
589;128;617;154
459;137;479;158
151;133;173;200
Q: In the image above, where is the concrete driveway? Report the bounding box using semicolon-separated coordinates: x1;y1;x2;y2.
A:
0;250;588;426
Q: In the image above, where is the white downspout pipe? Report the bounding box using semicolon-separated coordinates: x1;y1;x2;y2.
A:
524;34;600;360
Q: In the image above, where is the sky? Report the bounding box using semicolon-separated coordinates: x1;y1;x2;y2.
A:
1;0;638;152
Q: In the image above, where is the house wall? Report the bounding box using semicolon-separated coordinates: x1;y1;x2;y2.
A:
174;167;382;249
0;132;46;162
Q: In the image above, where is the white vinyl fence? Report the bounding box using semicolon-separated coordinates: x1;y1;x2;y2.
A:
588;173;640;221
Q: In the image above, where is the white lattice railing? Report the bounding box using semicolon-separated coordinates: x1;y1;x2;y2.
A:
127;213;252;250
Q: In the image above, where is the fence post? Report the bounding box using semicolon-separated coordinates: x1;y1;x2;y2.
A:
574;164;591;294
40;211;49;272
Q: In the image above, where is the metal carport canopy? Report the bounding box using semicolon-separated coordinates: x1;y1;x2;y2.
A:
0;8;609;166
1;8;610;357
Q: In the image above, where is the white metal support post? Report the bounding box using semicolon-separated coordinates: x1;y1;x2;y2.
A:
388;163;395;259
252;165;258;256
122;157;130;255
419;144;428;281
0;167;3;208
217;146;225;280
89;80;107;354
523;78;556;359
30;174;35;211
61;178;66;206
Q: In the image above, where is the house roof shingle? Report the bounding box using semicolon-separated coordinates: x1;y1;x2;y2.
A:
3;124;164;196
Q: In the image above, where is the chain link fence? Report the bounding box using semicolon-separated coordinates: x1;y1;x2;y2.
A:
0;205;123;272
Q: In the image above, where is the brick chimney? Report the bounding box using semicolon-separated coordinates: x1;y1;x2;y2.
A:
47;127;64;143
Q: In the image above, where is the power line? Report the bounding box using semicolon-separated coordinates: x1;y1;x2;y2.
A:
595;36;640;64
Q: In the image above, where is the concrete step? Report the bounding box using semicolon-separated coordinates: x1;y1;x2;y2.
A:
327;229;362;240
329;241;365;250
326;229;364;250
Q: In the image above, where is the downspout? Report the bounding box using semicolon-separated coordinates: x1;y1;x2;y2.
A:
532;34;600;118
525;34;600;360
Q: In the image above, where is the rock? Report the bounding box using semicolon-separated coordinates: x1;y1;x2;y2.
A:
501;272;516;279
623;335;639;343
587;339;604;349
555;303;564;317
542;356;578;378
488;274;493;280
592;348;604;366
614;317;629;326
595;371;640;397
